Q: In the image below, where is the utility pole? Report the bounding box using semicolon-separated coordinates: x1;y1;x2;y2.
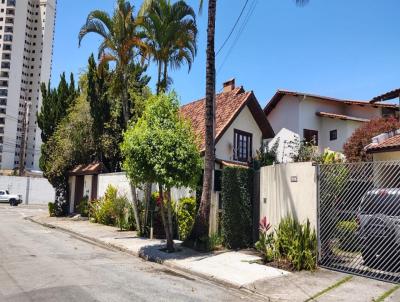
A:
19;101;29;176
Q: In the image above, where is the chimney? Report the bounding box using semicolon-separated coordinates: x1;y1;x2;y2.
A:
223;78;235;93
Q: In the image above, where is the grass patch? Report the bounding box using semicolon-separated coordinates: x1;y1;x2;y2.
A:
304;276;353;302
373;284;400;302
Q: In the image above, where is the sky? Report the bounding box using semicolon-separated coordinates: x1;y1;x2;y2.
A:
52;0;400;107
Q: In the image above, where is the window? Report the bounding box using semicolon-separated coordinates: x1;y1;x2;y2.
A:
303;129;319;146
330;129;338;141
234;129;253;162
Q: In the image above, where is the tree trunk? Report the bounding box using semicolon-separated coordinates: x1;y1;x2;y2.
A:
121;70;130;128
166;188;173;238
159;184;174;251
156;61;162;95
162;60;168;93
189;0;216;241
129;182;142;236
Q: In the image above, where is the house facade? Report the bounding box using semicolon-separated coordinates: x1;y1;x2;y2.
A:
264;90;398;158
365;130;400;162
181;79;275;233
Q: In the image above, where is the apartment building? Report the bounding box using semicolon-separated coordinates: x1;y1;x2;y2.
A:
0;0;56;172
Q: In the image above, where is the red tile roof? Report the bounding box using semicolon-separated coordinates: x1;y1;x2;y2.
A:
366;134;400;153
264;89;398;116
371;88;400;103
316;112;370;123
69;162;106;176
181;87;274;152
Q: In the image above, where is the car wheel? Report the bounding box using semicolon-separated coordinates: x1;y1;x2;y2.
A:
9;199;16;206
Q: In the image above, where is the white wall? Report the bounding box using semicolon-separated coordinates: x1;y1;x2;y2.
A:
0;175;54;204
267;95;300;135
215;105;263;161
259;162;318;231
268;128;299;163
97;172;193;203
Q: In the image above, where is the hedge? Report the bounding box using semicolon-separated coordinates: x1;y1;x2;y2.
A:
221;167;253;249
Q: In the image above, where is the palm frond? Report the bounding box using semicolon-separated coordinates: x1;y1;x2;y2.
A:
78;20;109;46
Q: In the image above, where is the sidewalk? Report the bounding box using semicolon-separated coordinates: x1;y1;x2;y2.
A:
28;214;289;289
28;214;400;302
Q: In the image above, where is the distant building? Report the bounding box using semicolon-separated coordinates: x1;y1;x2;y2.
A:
264;90;398;159
0;0;56;171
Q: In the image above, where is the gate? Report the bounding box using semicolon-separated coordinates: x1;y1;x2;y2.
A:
318;161;400;283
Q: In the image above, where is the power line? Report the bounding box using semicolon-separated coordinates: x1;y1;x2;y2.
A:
217;0;258;74
216;0;250;57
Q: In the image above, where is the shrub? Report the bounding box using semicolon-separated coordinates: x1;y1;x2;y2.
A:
221;167;253;249
112;195;129;231
344;117;400;162
176;197;196;240
48;202;55;217
90;185;117;226
255;216;318;271
77;196;89;217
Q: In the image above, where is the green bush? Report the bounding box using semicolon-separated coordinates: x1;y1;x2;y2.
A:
176;197;196;240
77;196;89;217
48;202;55;217
256;216;318;271
337;220;360;252
90;185;117;226
112;195;129;231
221;167;253;249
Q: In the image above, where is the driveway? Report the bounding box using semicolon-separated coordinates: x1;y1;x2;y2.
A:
0;205;257;302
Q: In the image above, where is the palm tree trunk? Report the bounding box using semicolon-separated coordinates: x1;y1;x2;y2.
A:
156;61;162;95
190;0;216;241
162;60;168;93
159;184;174;251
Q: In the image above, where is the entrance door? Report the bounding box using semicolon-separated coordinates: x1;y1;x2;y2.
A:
74;175;84;212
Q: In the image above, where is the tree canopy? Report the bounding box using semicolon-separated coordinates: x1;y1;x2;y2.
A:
343;117;400;162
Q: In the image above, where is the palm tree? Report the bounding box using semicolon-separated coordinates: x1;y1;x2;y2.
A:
78;0;143;127
139;0;197;95
78;0;144;235
190;0;310;245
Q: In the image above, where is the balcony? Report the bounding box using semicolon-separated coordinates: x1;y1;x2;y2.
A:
1;62;10;69
7;0;16;7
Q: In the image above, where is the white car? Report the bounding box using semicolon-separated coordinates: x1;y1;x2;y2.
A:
0;190;23;206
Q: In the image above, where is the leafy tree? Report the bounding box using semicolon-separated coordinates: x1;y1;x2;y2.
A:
343;117;400;162
41;94;95;213
79;0;144;128
121;93;202;251
37;72;77;143
139;0;197;94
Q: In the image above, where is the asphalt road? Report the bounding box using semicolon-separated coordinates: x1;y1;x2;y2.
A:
0;205;256;302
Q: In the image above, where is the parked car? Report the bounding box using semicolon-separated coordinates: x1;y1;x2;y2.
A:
357;189;400;271
0;190;23;206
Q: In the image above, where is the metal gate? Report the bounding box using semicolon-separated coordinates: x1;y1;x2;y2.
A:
318;161;400;283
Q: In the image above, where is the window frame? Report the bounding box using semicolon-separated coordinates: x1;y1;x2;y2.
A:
233;129;253;162
329;129;338;141
303;129;319;146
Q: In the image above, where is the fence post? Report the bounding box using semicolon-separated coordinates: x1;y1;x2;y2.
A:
25;177;30;205
316;164;321;262
252;169;261;244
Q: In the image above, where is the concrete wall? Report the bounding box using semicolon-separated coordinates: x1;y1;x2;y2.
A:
373;151;400;162
215;105;263;161
0;175;54;204
259;162;318;231
97;172;193;203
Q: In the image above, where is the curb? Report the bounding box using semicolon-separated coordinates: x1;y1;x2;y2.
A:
25;216;269;299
